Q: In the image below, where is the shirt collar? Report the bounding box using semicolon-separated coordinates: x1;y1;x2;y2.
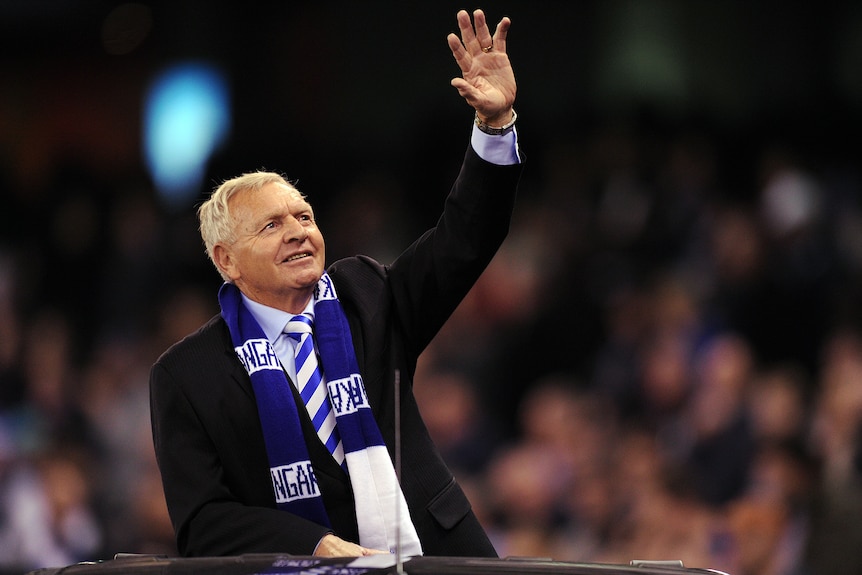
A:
240;293;315;343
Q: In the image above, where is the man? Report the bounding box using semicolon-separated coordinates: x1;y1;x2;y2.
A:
150;8;523;558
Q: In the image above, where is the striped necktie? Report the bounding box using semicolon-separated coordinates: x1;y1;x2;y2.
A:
284;314;344;466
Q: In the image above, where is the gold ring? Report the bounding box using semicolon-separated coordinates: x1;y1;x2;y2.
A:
482;43;493;53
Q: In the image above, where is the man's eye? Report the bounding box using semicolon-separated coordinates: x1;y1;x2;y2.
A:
262;222;276;231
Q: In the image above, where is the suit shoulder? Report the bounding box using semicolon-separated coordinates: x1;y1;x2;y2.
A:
153;314;230;373
327;255;392;320
327;255;388;296
328;254;385;279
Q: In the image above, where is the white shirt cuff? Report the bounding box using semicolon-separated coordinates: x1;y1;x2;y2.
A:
471;124;521;166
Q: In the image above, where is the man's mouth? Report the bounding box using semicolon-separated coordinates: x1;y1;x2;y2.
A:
284;253;311;263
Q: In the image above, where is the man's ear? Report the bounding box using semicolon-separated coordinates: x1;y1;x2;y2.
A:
213;244;239;281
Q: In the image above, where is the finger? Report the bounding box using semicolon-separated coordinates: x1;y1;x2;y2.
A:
472;9;494;52
450;78;483;108
492;16;511;54
456;9;480;53
447;32;471;72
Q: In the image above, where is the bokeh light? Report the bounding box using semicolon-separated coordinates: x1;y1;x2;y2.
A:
143;62;231;211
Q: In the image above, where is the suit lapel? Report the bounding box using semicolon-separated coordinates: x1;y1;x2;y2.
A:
344;309;385;419
214;316;259;401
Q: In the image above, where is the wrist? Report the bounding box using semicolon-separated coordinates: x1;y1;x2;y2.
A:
474;109;517;135
313;532;336;556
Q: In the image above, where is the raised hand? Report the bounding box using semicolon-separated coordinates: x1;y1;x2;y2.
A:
447;9;516;126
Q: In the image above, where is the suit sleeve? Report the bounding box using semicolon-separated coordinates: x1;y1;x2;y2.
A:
150;352;331;556
387;144;524;355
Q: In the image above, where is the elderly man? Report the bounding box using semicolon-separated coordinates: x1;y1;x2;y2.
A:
150;8;523;559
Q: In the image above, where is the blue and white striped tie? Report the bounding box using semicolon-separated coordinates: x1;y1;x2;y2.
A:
284;314;344;466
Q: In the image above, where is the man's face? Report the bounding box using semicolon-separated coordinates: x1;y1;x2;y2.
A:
215;182;326;312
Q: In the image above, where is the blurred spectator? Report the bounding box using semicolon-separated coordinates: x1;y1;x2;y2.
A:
594;428;721;570
726;497;790;575
412;366;502;478
483;442;574;559
801;330;862;575
682;333;757;506
13;310;93;453
0;446;102;571
734;442;814;575
77;335;167;556
704;204;768;345
517;377;617;480
747;364;810;446
590;284;649;418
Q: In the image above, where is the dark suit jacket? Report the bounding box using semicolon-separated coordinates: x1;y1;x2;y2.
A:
150;145;523;558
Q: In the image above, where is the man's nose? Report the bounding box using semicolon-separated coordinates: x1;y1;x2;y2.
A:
283;217;308;241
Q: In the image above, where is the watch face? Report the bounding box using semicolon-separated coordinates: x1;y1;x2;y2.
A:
32;554;729;575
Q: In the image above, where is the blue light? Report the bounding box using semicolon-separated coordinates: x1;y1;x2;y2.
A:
144;62;231;210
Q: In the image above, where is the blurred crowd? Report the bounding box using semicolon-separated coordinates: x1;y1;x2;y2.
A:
1;111;862;575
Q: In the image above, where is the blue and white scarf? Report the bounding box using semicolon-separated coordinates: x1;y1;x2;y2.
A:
219;272;422;556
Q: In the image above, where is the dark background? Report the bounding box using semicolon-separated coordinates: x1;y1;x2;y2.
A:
3;0;861;357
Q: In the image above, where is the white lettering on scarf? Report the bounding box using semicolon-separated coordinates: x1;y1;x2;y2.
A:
270;461;319;503
328;374;369;416
235;339;281;375
315;274;337;301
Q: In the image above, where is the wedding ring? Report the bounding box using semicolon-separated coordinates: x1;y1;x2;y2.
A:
482;43;493;52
